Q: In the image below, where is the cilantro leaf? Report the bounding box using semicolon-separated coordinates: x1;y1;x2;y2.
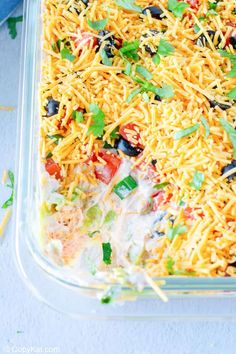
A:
100;48;112;66
124;61;132;75
166;257;195;276
157;39;175;57
2;170;14;209
102;242;112;265
7;16;23;39
135;65;153;80
47;134;64;145
220;118;236;158
190;171;205;190
226;65;236;78
60;48;76;62
167;224;188;241
120;40;140;61
218;50;236;65
227;87;236;100
72;110;84;123
152;53;161;65
126;87;142;103
168;0;190;18
88;103;105;137
115;0;142;13
87;17;108;30
110;127;119;139
153;182;169;190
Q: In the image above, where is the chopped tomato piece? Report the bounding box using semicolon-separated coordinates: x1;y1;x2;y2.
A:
185;0;199;9
151;191;173;211
94;151;121;184
184;206;204;220
45;158;62;180
119;123;143;148
74;31;98;49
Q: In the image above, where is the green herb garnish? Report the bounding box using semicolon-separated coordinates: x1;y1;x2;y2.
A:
126;87;143;103
220;118;236;158
100;48;112;66
102;242;112;265
157;39;175;57
153;182;169;190
166;256;195;276
60;48;76;62
104;210;116;223
168;0;190;18
87;17;108;30
135;65;153;80
167;224;188;241
47;134;64;145
72;110;84;123
120;40;140;61
227;87;236;100
7;16;23;39
152;53;161;65
200;117;210;138
174;123;200;140
84;204;103;228
124;61;132;75
88;103;105;137
110;127;120;139
113;175;138;199
115;0;142;13
190;171;205;190
2;170;14;209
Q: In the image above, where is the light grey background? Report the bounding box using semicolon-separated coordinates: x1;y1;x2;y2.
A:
0;5;235;354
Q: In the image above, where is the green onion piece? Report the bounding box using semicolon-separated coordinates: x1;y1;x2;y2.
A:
104;210;116;223
102;242;112;265
100;48;112;66
220;118;236;158
167;224;188;241
47;134;64;145
124;61;132;76
100;285;121;304
152;53;161;65
126;87;142;103
227;87;236;100
136;65;153;80
153;182;169;190
84;204;103;228
113;175;138;200
72;110;84;123
174;123;200;140
200;117;210;138
87;17;108;30
115;0;142;13
168;0;190;18
60;48;76;62
88;103;105;137
190;171;205;190
2;170;14;209
157;39;175;57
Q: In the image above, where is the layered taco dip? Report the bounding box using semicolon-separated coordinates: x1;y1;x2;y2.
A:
40;0;236;286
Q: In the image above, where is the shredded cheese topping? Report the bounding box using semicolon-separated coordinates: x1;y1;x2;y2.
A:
41;0;236;279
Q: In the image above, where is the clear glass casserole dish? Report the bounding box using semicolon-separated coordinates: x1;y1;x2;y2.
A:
13;0;236;319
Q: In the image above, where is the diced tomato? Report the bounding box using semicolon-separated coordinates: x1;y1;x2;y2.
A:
58;116;72;130
185;0;199;10
74;31;98;49
45;158;62;180
151;191;173;211
94;151;121;185
119;123;143;148
184;206;204;220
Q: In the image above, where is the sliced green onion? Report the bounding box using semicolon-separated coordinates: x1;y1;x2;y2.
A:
136;65;153;80
174;123;200;140
167;224;188;241
153;182;169;190
72;110;84;123
113;175;138;200
102;242;112;265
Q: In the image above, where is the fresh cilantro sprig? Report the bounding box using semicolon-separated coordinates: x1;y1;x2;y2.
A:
168;0;190;18
120;40;140;61
100;48;112;66
227;87;236;100
190;171;205;191
167;224;188;241
135;65;153;80
72;110;84;124
2;171;14;209
88;103;105;137
218;50;236;78
115;0;142;13
87;17;108;30
7;16;23;39
220;118;236;158
157;39;175;57
60;47;76;62
166;256;195;276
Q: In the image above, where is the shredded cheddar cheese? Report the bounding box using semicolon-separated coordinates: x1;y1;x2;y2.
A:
40;0;236;282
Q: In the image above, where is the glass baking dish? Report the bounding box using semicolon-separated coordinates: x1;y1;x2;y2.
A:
13;0;236;319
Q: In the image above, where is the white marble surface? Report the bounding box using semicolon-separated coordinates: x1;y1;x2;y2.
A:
0;5;235;354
